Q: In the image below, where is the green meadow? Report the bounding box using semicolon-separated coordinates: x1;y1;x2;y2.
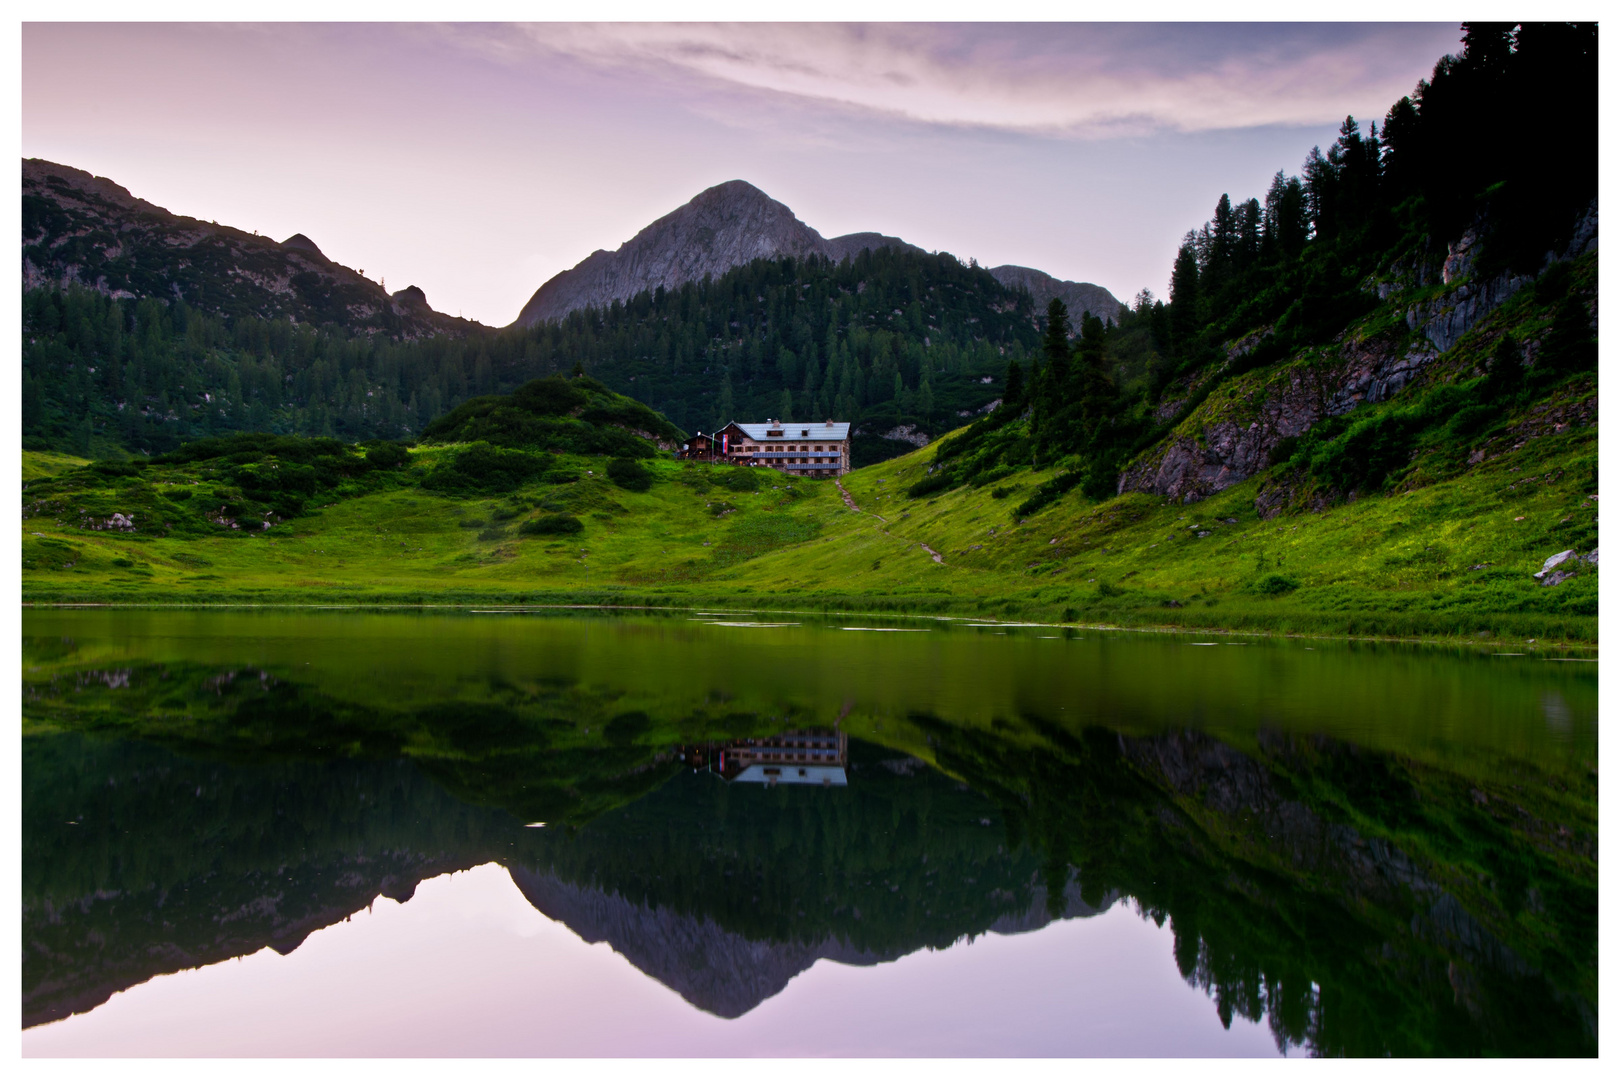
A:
20;379;1597;645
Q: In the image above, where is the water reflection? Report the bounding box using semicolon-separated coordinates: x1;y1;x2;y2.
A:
21;611;1598;1056
681;728;850;785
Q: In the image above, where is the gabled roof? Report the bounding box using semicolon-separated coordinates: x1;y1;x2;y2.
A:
728;420;851;441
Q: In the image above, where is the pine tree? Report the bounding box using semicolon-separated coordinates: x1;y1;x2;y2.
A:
1003;359;1025;412
718;371;735;422
1168;241;1201;354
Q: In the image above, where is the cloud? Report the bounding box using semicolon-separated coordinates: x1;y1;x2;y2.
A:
450;22;1463;137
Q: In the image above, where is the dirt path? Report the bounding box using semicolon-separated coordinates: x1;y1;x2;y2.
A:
836;479;944;565
834;478;881;520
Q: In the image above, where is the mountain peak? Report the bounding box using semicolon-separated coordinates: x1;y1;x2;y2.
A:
511;180;1120;329
691;179;771;203
280;233;324;258
513;181;911;327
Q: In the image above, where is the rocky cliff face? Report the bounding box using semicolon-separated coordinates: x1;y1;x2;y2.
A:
1118;331;1441;506
988;264;1123;325
21;158;474;338
514;181;930;328
1117;206;1598;509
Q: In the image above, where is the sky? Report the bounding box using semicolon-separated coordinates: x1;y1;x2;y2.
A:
21;21;1467;327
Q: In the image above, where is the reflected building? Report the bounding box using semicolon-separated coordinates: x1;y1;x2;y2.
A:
679;729;848;786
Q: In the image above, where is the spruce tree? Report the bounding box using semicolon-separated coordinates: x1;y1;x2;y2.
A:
1168;241;1201;355
1003;358;1025;412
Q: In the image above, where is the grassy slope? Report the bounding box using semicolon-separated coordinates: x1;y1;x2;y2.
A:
22;450;89;481
20;377;1598;644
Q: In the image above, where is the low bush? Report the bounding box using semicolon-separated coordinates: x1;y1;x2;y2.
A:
520;513;584;536
364;442;411;469
421;443;549;494
711;467;762;493
907;471;955;499
1253;573;1301;595
1015;471;1085;518
606;457;653;493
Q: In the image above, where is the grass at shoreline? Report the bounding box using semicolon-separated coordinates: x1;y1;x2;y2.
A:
19;593;1596;650
22;410;1599;647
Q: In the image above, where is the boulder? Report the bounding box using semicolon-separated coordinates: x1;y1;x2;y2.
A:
1533;550;1577;579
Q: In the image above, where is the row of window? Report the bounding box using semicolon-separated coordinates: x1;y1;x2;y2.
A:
744;444;841;452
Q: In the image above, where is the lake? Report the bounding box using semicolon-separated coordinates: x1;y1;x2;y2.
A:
20;608;1598;1056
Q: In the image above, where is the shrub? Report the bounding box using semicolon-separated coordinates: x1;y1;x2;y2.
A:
606;457;653;492
1015;471;1084;518
1267;436;1300;468
421;443;548;494
1095;580;1124;598
990;486;1012;500
907;470;955;499
520;513;584;536
1254;573;1300;595
365;442;411;469
712;467;762;493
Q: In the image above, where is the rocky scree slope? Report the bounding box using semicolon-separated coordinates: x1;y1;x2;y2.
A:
22;158;476;339
514;179;1120;328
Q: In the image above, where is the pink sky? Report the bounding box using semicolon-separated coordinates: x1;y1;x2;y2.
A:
23;22;1464;325
24;863;1281;1056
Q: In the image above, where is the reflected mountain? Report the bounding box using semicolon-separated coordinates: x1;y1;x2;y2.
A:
21;654;1597;1055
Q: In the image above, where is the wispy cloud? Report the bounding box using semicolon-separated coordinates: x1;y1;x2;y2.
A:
445;22;1462;137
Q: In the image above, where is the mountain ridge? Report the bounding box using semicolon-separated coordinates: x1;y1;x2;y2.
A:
514;179;1120;328
22;158;477;339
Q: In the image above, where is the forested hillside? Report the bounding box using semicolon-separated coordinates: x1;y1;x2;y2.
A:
23;246;1061;464
910;22;1597;515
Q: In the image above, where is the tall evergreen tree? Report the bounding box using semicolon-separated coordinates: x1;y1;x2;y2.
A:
1168;240;1201;355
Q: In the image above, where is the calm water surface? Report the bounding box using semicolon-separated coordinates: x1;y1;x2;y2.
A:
21;609;1598;1056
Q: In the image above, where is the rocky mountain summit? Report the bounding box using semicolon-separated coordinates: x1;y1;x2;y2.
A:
515;180;917;327
22;158;475;339
514;179;1119;327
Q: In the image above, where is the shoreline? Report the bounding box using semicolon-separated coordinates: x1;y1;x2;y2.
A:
21;594;1600;651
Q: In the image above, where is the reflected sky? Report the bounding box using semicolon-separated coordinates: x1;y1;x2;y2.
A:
23;864;1277;1057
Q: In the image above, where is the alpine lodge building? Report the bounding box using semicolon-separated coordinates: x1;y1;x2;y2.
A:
679;419;852;478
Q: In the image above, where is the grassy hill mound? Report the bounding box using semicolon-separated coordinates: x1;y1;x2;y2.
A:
419;373;685;458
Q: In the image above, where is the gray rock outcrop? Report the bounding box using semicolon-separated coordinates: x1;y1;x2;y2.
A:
1118;202;1599;508
1118;333;1439;505
987;264;1124;325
